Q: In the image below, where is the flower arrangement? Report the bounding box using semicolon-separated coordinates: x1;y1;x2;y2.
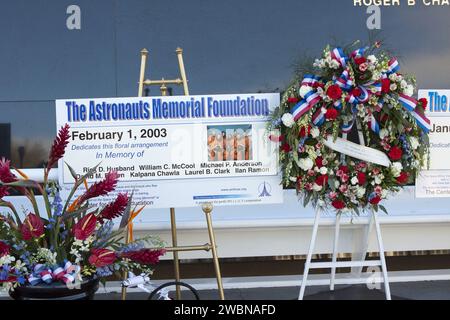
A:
268;41;431;215
0;124;166;291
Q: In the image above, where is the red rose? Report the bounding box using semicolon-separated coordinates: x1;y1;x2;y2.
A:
281;143;291;153
332;200;346;210
73;213;97;241
88;248;116;267
0;241;9;257
396;172;409;184
287;97;299;104
299;125;311;137
315;175;329;187
388;146;403;161
326;84;342;101
21;213;44;241
325;108;338;120
369;195;381;205
418;98;428;110
381;78;391;93
354;57;367;65
339;165;349;174
357;172;366;185
315;157;323;168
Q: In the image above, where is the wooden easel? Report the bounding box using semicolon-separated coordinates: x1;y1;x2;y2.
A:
121;48;225;300
298;121;391;300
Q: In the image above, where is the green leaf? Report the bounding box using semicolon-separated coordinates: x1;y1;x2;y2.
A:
0;180;40;188
379;205;388;215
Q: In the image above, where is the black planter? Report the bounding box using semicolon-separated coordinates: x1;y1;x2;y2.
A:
9;277;99;300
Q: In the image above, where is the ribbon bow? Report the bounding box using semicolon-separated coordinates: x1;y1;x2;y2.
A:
28;261;80;286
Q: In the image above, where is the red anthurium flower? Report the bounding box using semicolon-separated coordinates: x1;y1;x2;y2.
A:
0;241;10;257
396;172;409;184
325;108;338;120
357;172;366;185
88;248;116;267
315;175;329;187
120;249;166;265
369;195;382;205
326;84;342;101
332;200;346;210
73;213;97;240
20;213;44;241
388;146;403;161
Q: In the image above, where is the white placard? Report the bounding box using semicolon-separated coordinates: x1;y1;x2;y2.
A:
55;93;283;209
323;136;391;167
416;89;450;198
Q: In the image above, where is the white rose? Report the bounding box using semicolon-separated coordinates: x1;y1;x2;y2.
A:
351;176;359;185
390;162;403;177
367;55;377;64
409;137;419;150
404;84;414;96
299;85;312;98
281;113;295;128
374;176;383;184
390;83;398;91
289;176;297;182
379;128;389;139
298;157;314;171
356;187;366;198
310;126;320;138
319;167;328;175
312;183;323;192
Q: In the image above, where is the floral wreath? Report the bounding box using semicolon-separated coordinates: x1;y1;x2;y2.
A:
268;41;431;215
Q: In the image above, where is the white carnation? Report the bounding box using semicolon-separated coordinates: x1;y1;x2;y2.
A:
281;113;295;128
390;162;403;177
351;176;359;185
319;167;328;175
400;80;408;89
390;83;397;91
298;157;314;171
299;85;312;98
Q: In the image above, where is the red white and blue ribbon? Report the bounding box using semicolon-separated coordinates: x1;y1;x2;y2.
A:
387;58;400;74
334;69;353;91
301;74;322;87
291;85;323;121
368;114;380;134
312;108;325;126
398;94;431;133
28;261;80;286
331;47;348;68
351;46;368;58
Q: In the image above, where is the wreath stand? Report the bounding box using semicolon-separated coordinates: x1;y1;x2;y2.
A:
121;48;225;300
298;121;391;300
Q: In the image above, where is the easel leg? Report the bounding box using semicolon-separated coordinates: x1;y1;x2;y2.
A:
170;207;182;300
372;209;391;300
299;207;322;300
351;214;374;278
330;213;341;291
203;205;225;300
